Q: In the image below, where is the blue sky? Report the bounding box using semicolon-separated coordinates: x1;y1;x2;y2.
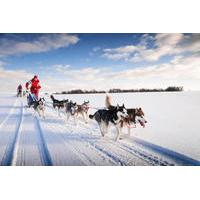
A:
0;33;200;92
2;34;151;71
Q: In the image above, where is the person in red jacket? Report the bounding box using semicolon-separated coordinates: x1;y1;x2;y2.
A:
30;75;41;99
26;75;41;100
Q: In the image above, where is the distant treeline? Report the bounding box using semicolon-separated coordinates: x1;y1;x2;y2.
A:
53;86;183;94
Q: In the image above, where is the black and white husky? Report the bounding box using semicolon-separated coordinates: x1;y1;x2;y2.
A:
65;101;78;124
76;101;90;123
89;104;128;141
105;94;147;136
32;98;46;118
50;95;69;116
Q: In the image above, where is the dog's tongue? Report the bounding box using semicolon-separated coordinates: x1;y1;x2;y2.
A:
139;120;145;128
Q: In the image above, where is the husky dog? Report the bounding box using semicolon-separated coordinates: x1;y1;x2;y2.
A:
32;98;46;118
50;95;68;116
76;101;90;122
120;108;147;136
89;104;128;141
65;101;78;124
105;94;147;136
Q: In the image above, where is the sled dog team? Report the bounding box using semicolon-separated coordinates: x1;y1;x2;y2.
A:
50;95;90;124
50;94;147;141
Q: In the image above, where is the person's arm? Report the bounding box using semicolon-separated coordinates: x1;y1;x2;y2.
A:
37;84;41;89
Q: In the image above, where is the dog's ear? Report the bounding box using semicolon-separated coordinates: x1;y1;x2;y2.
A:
122;104;125;108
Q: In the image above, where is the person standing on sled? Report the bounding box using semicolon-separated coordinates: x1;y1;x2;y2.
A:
17;84;23;97
26;75;41;107
30;75;41;100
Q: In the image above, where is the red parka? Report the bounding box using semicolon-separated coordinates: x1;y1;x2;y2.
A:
30;76;41;98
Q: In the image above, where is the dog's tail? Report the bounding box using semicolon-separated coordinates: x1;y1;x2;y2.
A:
89;114;95;119
105;94;112;108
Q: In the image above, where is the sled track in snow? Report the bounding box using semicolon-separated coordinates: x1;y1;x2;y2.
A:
88;142;126;166
60;122;168;166
43;122;117;166
85;138;172;166
58;123;129;165
34;116;53;166
1;101;24;166
118;142;173;166
62;125;145;166
0;99;17;129
63;121;173;166
131;137;200;166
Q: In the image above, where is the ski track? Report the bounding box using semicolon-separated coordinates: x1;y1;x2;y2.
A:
0;99;23;166
0;96;197;166
125;137;200;166
0;98;17;129
38;119;88;166
14;105;53;166
34;116;53;166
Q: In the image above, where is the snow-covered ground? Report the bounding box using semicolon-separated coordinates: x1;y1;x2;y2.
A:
0;92;199;166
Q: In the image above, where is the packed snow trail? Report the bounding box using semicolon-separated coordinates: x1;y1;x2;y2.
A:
0;94;199;166
0;96;17;128
13;107;53;166
0;99;23;165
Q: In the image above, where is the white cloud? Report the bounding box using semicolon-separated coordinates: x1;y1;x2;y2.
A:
44;54;200;92
0;66;33;93
52;64;71;72
103;52;130;60
0;34;79;56
102;33;200;63
1;53;200;93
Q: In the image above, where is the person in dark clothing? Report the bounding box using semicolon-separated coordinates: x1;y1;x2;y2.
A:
17;84;23;97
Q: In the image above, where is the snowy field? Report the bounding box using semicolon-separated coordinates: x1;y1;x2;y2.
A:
0;91;200;166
